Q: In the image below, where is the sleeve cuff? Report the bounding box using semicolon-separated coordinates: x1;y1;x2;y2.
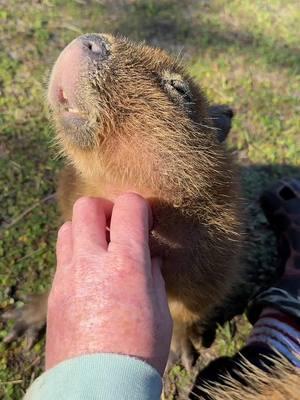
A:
24;353;162;400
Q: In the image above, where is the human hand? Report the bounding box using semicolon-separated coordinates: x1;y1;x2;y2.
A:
46;194;172;376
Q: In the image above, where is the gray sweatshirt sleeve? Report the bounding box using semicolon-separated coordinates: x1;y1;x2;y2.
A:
24;353;162;400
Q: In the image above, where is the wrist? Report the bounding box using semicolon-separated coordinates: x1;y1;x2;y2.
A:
26;354;163;400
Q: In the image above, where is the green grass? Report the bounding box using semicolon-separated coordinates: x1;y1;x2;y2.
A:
0;1;299;399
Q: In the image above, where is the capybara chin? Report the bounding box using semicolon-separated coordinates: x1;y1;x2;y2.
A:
47;33;242;369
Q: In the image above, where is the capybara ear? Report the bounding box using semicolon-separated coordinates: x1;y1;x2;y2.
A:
208;105;234;142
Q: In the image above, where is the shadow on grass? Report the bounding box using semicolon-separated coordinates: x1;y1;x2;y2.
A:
201;162;300;347
102;0;300;73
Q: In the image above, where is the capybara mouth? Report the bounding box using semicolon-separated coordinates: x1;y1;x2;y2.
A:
58;87;81;115
56;86;88;130
48;34;111;145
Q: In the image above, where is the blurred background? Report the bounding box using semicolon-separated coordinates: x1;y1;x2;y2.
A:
0;1;299;398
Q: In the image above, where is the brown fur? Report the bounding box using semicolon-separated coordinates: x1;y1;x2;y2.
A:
189;355;299;400
49;33;243;367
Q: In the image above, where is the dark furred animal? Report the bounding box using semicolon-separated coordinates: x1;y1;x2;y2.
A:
5;34;242;369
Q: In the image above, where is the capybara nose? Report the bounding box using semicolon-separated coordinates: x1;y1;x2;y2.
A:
80;34;110;60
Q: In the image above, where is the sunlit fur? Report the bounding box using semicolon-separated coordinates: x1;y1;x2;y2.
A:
189;354;299;400
49;34;243;368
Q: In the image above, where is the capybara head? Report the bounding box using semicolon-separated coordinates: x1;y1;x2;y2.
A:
48;33;210;143
48;34;224;179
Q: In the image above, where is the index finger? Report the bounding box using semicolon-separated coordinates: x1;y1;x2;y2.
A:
109;192;152;255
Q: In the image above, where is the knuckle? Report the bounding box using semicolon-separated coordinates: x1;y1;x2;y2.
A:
72;252;101;268
110;242;146;265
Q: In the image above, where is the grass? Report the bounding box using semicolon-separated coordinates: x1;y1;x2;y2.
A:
0;1;299;398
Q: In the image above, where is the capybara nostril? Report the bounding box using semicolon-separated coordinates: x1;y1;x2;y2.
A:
81;35;110;60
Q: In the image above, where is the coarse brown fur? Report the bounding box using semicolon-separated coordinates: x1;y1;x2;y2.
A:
189;355;299;400
2;34;243;368
49;33;243;367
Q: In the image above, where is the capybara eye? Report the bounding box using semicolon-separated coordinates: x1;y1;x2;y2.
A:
169;79;190;97
161;71;192;108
